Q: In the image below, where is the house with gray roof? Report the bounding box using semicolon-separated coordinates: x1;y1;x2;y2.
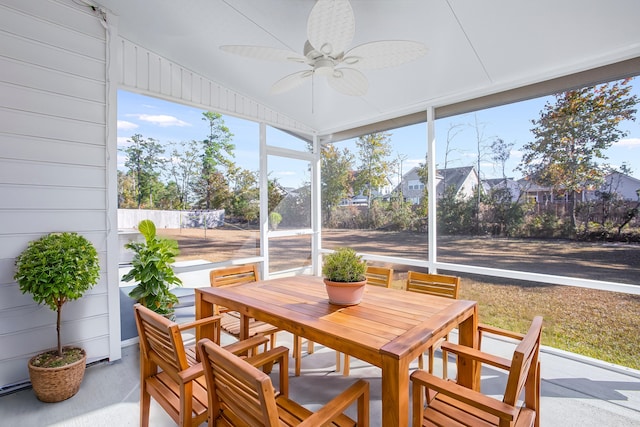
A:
395;166;479;205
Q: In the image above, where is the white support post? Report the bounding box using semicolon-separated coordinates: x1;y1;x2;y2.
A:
427;107;437;273
311;134;322;276
259;122;269;278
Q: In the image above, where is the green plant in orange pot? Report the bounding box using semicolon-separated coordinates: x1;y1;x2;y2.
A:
322;247;367;305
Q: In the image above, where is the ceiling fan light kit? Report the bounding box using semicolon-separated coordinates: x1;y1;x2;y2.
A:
221;0;427;96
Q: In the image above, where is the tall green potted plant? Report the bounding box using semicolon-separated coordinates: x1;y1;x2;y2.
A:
322;247;367;305
122;219;182;318
14;232;100;402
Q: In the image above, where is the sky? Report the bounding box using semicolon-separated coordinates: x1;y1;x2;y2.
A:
117;81;640;189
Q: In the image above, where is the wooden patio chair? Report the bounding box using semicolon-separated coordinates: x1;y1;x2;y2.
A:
406;271;461;376
134;303;269;427
197;338;370;427
209;264;281;351
336;266;394;376
410;316;543;427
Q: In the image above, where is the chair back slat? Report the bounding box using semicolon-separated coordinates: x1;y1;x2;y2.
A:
365;266;393;287
199;339;281;426
210;264;261;315
503;316;543;409
210;264;260;288
134;304;188;373
406;271;460;299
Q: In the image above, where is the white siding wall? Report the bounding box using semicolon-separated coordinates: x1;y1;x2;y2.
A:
0;0;116;388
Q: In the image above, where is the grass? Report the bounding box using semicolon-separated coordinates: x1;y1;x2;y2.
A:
391;274;640;370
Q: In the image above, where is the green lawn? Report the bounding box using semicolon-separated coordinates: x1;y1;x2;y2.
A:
391;275;640;370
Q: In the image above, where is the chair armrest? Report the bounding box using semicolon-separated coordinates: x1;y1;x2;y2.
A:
441;341;512;371
244;346;290;396
244;345;289;368
223;335;270;356
298;379;370;427
178;362;204;383
411;370;518;422
478;323;526;341
177;315;222;332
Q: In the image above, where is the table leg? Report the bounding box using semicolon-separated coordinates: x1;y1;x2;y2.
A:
381;354;410;427
240;313;249;340
454;305;479;390
195;289;214;343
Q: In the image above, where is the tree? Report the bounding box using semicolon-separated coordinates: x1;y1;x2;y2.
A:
167;140;201;210
471;114;491;230
122;134;166;208
321;144;354;223
192;112;235;209
227;166;259;223
354;132;393;208
518;79;637;233
117;170;137;208
490;137;514;182
268;178;286;214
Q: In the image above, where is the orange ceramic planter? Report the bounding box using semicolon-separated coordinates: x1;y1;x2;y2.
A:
324;279;367;305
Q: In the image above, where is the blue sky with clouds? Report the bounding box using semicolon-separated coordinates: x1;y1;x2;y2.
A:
117;81;640;188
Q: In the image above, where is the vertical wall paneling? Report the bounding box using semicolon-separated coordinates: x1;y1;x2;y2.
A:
0;0;114;389
115;37;315;135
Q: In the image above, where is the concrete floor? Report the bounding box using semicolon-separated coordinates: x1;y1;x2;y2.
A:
1;325;640;427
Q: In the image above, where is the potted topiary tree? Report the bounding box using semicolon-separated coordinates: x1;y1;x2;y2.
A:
121;219;182;319
322;247;367;305
14;232;101;402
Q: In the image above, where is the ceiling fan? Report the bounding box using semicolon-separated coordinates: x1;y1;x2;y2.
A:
220;0;427;96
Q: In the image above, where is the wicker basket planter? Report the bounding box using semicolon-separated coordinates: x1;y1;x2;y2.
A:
28;348;86;403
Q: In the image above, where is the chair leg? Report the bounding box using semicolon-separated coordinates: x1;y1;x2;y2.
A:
418;353;424;370
307;340;314;354
428;347;434;373
140;359;152;427
336;352;341;372
294;335;302;376
343;354;350;376
269;332;277;350
442;347;448;379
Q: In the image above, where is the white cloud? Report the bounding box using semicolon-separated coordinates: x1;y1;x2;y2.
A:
117;120;138;130
130;114;191;127
615;138;640;148
117;136;133;146
510;149;524;158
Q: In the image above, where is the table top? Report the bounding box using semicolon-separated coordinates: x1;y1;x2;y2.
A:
196;275;477;367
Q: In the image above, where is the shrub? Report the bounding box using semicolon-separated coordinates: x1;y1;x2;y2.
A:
322;247;367;282
122;220;182;317
14;232;100;357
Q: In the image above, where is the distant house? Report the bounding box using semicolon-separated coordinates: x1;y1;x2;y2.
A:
436;166;478;199
586;172;640;201
519;171;640;204
483;178;522;202
340;171;393;206
395;166;479;205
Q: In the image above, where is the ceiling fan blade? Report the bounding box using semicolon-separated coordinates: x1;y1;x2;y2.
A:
220;45;305;63
326;67;368;96
342;40;427;69
307;0;355;58
271;70;313;94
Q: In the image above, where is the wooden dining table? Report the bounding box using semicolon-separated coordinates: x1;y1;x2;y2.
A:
195;275;478;427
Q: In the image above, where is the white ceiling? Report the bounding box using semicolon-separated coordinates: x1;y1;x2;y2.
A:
98;0;640;138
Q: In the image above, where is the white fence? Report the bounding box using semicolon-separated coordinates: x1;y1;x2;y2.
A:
117;209;225;230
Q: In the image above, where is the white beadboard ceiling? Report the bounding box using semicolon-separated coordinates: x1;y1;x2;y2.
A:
97;0;640;138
